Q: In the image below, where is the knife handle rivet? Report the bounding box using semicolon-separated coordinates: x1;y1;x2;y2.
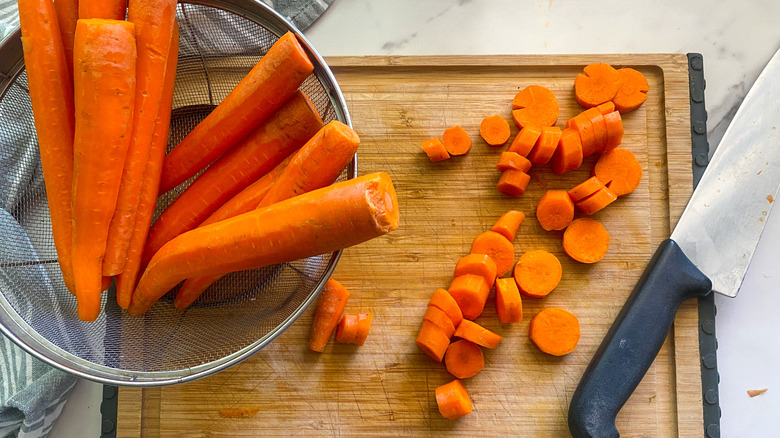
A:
702;353;717;369
706;423;721;438
695;153;709;167
701;319;715;334
694;121;706;135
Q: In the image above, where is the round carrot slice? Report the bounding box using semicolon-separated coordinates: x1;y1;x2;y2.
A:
574;63;620;108
441;126;472;156
536;190;575;231
421;137;450;162
470;230;515;277
424;305;456;338
613;68;649;114
445;340;485;379
563;217;610;263
575;186;618;215
529;307;581;356
593;148;642;196
511;84;559;128
550;128;583;174
480;115;511;146
513;250;562;298
454;253;498;286
568;176;605;202
416;320;450;363
428;288;464;328
453;319;502;349
435;380;472;420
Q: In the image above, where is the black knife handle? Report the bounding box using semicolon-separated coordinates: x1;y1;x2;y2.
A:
568;239;713;438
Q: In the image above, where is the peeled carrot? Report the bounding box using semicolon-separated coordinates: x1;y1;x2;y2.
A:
445;340;484;379
596;101;615;115
102;0;179;275
496;151;531;173
496;169;531;197
574;63;620;108
128;172;399;315
568;176;605;202
507;126;542;156
593;148;643;196
335;314;358;344
470;230;514;277
416;320;450;363
160;32;314;192
72;19;136;321
448;274;490;321
495;277;522;324
428;289;463;328
479;115;511;146
453;253;497;287
308;279;350;352
490;210;525;242
563;218;610;263
424;306;456;338
115;23;179;309
53;0;78;75
613;68;649;113
549;128;583;175
79;0;127;19
453;319;502;349
511;84;559;129
435;380;472;420
576;186;618;215
421;137;450;162
529;307;581;356
528;126;562;165
536;190;575;231
18;0;77;293
603;110;624;151
513;250;562;299
441;126;472;155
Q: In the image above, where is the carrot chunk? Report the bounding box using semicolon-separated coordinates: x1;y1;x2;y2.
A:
422;137;451;162
480;115;511;146
575;186;618;215
416;320;451;363
495;277;523;324
352;313;374;346
550;128;583;175
569;115;599;158
454;253;498;287
470;230;515;277
435;380;472;420
603;111;624;151
442;126;472;155
309;279;350;352
596;101;615;115
453;319;502;349
511;84;559;128
507;126;542;156
583;107;608;153
528;126;562;165
563;218;610;263
490;210;525;242
424;305;456;338
496;151;532;172
428;289;464;328
335;314;359;344
529;307;581;356
448;274;491;321
496;169;531;197
568;176;606;202
593;148;642;196
574;63;620;108
513;250;562;298
536;190;575;231
445;340;485;379
613;68;649;114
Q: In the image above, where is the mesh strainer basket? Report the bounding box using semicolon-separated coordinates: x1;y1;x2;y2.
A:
0;0;354;386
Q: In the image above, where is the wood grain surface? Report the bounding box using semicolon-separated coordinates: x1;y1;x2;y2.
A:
117;54;702;437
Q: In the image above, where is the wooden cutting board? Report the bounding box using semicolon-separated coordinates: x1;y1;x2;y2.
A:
117;54;702;437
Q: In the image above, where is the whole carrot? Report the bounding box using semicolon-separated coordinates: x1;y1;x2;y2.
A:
103;0;178;276
53;0;78;75
128;172;399;316
18;0;77;293
159;31;315;192
79;0;127;19
72;19;137;321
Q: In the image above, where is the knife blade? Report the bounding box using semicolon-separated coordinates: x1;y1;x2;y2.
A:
568;48;780;438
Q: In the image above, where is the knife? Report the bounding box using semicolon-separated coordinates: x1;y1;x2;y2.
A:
568;48;780;438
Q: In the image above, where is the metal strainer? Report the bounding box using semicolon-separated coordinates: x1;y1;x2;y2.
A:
0;0;353;386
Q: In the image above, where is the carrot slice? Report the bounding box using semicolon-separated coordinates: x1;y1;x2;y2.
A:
513;250;562;298
470;230;515;277
511;85;559;128
445;340;485;379
335;314;359;344
574;63;620;108
568;176;605;202
536;190;575;231
453;253;497;287
569;115;599;158
424;305;456;338
453;319;502;349
448;274;491;321
422;137;450;162
495;277;523;324
593;148;642;197
480;115;511;146
428;289;464;328
576;186;618;215
309;279;350;352
435;380;472;420
529;307;581;356
613;68;649;114
416;320;451;363
550;128;583;175
596;101;615;115
496;170;531;197
490;210;525;242
583;107;608;153
496;151;532;173
563;218;610;263
528;126;562;165
507;126;542;156
442;126;472;155
603;111;624;151
352;313;374;346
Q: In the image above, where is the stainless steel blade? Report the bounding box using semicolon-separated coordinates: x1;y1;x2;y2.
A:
671;47;780;297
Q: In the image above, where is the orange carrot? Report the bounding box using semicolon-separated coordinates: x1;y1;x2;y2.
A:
563;218;610;263
18;0;77;293
453;319;502;349
428;289;463;328
513;250;562;299
593;148;642;196
424;305;456;338
507;126;542;156
613;68;649;113
529;307;581;356
71;19;136;321
141;92;324;269
159;32;314;192
603;110;624;151
596;101;615;115
102;0;179;275
490;210;525;242
115;23;179;309
495;277;522;323
416;320;450;363
421;137;450;162
128;172;399;315
568;176;605;202
479;115;511;146
441;126;472;155
536;190;575;231
511;84;559;129
575;186;618;215
445;340;484;379
79;0;127;19
335;314;358;344
574;63;620;108
496;151;531;173
496;169;531;197
309;279;350;352
352;313;373;346
53;0;78;75
583;107;608;153
470;230;514;277
435;380;472;420
528;126;562;165
448;274;490;321
568;115;598;158
550;128;583;175
453;253;497;287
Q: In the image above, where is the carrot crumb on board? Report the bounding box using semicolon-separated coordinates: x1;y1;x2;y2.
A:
218;407;261;418
747;388;768;398
767;195;774;203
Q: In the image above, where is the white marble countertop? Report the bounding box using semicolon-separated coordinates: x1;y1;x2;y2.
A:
51;0;780;436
